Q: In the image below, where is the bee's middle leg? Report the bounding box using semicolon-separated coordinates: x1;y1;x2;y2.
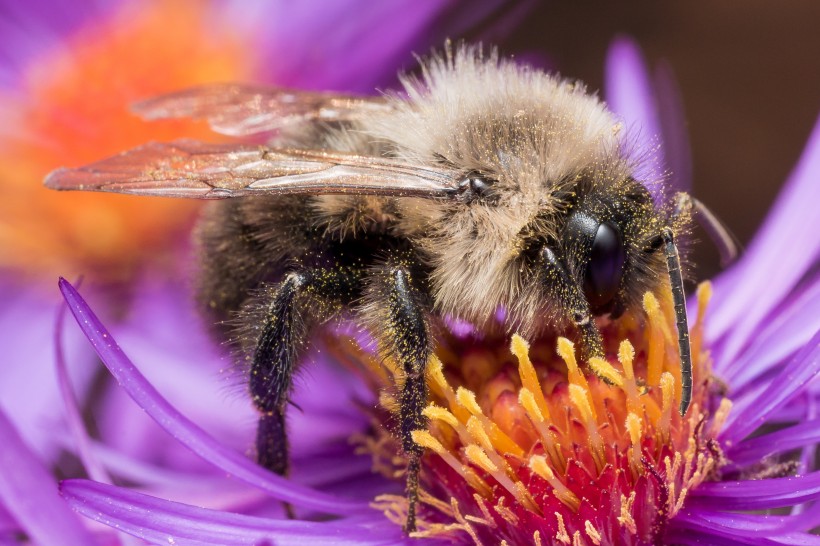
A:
363;265;431;533
248;267;358;478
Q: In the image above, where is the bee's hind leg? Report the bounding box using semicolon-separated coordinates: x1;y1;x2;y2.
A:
362;264;432;533
246;267;359;512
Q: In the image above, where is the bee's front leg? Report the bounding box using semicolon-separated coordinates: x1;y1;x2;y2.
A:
245;266;359;495
362;264;432;534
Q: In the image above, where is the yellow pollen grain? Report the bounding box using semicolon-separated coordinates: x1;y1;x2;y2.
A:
588;357;624;387
568;384;595;425
511;335;551;420
520;388;566;472
555;512;571;544
558;337;591;392
465;444;498;473
691;282;712;366
569;384;606;470
466;416;494;453
618;340;641;415
618;340;636;379
709;398;733;438
458;387;524;457
626;412;643;474
456;387;483;415
659;372;675;439
643;292;666;386
464;469;493;498
584;521;602;545
412;430;446;454
530;455;580;511
429;355;471;423
618;492;637;534
519;388;543;422
412;430;465;477
423;405;459;429
626;413;642;445
414;430;494;498
467;445;538;513
697;281;713;323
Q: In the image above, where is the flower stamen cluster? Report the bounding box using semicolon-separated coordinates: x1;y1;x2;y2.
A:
351;282;730;545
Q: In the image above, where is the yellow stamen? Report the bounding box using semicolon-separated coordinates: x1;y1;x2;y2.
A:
429;355;471;423
568;384;595;425
457;388;524;457
659;372;675;441
465;444;497;473
557;338;591;394
584;521;602;545
555;512;571;544
511;335;551;420
618;340;641;415
643;292;666;386
617;492;637;534
626;412;643;474
587;357;624;387
519;388;565;472
568;384;605;469
466;444;538;513
530;455;580;511
709;398;733;438
423;405;460;429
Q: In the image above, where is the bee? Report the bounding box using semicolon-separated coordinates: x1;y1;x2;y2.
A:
45;44;736;532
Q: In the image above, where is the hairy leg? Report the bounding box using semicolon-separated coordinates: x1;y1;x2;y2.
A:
362;264;431;533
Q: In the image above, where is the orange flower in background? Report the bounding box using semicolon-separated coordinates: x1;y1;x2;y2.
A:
0;0;254;282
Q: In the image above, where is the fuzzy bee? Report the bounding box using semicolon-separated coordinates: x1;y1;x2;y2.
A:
45;44;735;532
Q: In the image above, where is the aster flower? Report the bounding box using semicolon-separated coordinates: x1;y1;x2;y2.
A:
1;20;818;546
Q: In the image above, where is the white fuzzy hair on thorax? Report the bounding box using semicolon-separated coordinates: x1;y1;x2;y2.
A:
348;45;628;333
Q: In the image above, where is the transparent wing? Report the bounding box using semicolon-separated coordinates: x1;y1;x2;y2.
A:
44;139;461;199
131;84;394;136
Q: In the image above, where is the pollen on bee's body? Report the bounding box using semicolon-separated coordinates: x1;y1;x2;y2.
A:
346;282;729;545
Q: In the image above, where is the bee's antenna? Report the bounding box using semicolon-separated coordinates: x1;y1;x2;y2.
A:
674;193;739;267
660;227;692;415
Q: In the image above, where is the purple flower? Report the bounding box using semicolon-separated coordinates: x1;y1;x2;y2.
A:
0;18;818;546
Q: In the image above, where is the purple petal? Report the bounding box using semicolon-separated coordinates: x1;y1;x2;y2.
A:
667;525;820;546
0;407;93;545
0;281;96;461
61;479;405;546
721;329;820;443
688;471;820;511
676;508;820;538
226;1;447;92
726;418;820;469
708;115;820;362
58;278;370;515
605;36;666;203
719;276;820;387
55;293;111;483
654;60;693;193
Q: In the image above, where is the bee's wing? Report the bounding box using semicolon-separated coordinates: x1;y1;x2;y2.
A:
132;84;394;136
44;140;461;199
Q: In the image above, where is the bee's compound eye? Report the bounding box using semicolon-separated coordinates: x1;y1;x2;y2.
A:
584;222;626;310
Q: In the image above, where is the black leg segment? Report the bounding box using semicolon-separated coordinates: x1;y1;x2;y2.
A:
374;266;431;533
249;268;357;478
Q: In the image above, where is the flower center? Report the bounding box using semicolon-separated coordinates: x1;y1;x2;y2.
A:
341;282;730;546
